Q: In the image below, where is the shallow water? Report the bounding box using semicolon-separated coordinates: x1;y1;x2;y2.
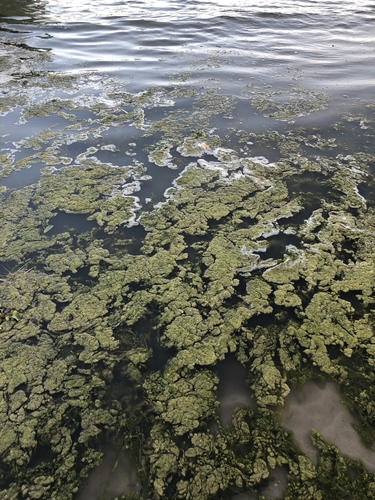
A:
75;444;142;500
216;356;256;427
282;381;375;473
1;0;375;499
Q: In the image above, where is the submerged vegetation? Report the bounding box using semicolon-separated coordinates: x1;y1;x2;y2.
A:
1;37;375;499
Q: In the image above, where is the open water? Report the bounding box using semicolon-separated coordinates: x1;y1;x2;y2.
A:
1;0;375;499
1;0;375;160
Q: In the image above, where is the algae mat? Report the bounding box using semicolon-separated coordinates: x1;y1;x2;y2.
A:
1;49;375;499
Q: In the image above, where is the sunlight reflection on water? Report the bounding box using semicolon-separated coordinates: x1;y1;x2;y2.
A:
41;0;375;23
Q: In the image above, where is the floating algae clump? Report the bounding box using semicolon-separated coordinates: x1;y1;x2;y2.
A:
2;141;375;498
243;86;329;122
1;57;375;499
0;270;125;498
124;147;375;497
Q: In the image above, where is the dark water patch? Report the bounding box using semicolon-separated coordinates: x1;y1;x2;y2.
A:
127;312;176;372
198;152;219;162
366;159;375;177
335;239;357;265
206;210;238;230
56;337;80;360
66;265;94;287
345;207;363;219
108;224;147;255
277;199;322;227
147;334;176;372
92;147;134;168
286;171;329;197
258;466;288;500
221;283;250;310
208;110;237;133
24;335;39;346
247;312;277;329
54;300;70;314
0;161;43;189
293;277;313;305
184;233;213;247
339;291;367;317
28;443;55;469
258;232;301;261
357;182;375;207
216;355;255;428
140;162;186;206
143;104;177;122
17;113;73;135
326;344;343;360
236;133;284;164
64;139;98;159
0;260;22;278
47;211;98;236
169;146;196;169
233;99;282;135
184;232;213;265
330;122;375;155
234;276;248;296
235;216;259;229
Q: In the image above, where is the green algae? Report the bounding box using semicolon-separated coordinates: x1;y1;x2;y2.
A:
124;143;374;496
242;85;329;122
127;141;375;496
3;143;375;497
1;50;375;500
0;270;126;498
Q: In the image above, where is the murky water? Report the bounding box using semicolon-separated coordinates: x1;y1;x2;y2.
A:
282;381;375;473
1;0;375;499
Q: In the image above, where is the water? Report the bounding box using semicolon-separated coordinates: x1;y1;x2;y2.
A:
1;1;375;499
282;381;375;473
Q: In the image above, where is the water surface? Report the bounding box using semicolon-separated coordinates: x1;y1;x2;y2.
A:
1;0;375;499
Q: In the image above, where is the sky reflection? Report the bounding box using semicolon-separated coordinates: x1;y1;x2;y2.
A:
41;0;375;24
